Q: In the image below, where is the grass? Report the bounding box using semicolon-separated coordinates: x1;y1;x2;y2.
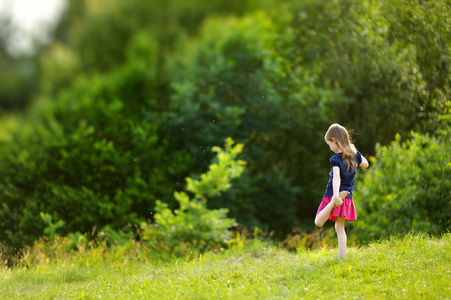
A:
1;233;450;299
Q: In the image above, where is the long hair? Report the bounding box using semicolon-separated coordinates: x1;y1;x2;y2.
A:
324;123;358;173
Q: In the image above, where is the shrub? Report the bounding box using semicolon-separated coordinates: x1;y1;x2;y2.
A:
141;138;245;256
1;0;449;251
160;11;347;231
353;131;451;241
0;35;192;250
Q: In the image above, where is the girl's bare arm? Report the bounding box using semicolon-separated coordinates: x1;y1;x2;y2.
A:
360;155;369;169
332;166;343;206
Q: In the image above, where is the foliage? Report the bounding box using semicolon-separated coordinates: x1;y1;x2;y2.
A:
1;234;450;299
141;138;245;255
160;11;347;230
43;0;281;95
186;138;246;200
0;0;450;250
289;0;449;154
383;0;451;125
353;131;451;240
0;13;39;110
0;33;191;250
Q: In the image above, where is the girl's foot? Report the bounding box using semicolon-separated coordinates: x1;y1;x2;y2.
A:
339;191;350;199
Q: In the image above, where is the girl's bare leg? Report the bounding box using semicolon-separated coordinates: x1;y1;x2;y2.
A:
335;216;347;259
314;191;350;227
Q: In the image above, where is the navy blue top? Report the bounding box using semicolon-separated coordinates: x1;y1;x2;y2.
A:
324;151;362;199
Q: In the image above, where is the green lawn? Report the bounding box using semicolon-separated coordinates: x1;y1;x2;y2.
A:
1;234;450;299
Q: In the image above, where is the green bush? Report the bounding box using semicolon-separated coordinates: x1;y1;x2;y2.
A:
353;131;451;240
142;138;245;255
159;12;348;231
0;35;192;250
1;0;449;251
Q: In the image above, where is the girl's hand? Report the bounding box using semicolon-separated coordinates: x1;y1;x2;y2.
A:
332;195;343;206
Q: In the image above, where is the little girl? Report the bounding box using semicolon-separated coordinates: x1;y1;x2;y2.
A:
314;123;369;259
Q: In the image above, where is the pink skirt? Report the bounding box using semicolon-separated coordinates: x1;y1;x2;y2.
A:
316;196;357;222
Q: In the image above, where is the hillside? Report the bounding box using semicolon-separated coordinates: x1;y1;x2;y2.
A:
1;234;449;299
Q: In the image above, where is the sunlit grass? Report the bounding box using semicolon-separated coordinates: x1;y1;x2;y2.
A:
1;234;449;299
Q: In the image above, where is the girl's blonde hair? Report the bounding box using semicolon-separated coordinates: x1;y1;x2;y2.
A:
324;123;357;173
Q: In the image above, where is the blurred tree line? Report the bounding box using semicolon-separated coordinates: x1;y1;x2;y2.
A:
0;13;38;110
0;0;449;249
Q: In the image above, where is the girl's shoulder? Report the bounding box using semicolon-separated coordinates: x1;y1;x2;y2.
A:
355;151;362;163
329;153;342;166
329;153;341;160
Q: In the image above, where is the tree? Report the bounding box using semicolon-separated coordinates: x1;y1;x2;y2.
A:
0;14;38;110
